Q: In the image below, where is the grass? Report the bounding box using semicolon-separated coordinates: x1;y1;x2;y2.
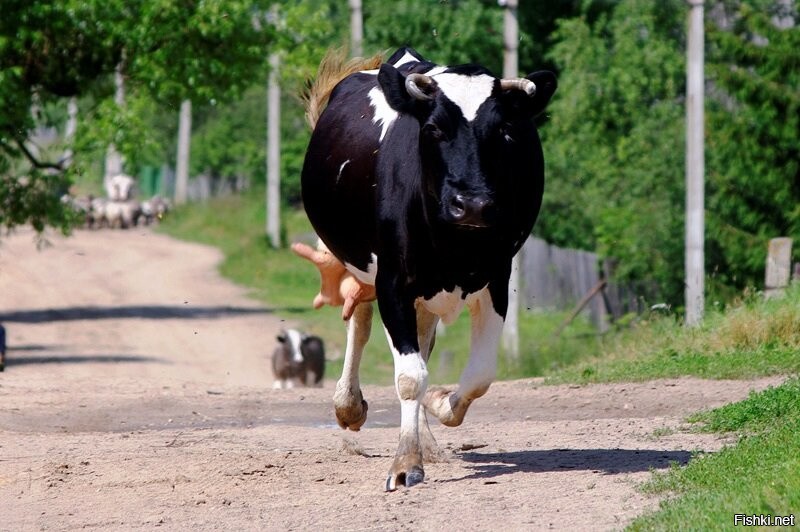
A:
157;189;605;385
628;378;800;531
546;285;800;384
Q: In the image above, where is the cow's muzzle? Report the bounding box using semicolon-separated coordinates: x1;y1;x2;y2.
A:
447;194;495;228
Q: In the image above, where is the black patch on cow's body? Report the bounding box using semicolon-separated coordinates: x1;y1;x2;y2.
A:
301;48;556;354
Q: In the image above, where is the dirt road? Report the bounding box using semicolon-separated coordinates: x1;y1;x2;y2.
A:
0;227;783;531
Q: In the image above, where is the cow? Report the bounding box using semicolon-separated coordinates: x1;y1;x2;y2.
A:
298;47;556;491
271;329;325;388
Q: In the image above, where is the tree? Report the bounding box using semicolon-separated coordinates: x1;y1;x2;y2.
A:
538;0;800;307
704;0;800;292
363;0;527;75
0;0;278;235
541;0;687;304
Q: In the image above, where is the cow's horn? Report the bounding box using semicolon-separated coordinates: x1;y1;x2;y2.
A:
500;78;537;96
405;73;435;101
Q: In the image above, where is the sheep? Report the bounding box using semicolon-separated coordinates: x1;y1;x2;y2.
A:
272;329;325;388
105;174;136;201
139;195;171;225
102;199;141;229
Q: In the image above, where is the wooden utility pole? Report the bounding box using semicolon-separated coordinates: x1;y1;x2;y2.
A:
104;64;125;181
266;52;282;248
349;0;363;57
501;0;520;358
174;99;192;205
685;0;705;326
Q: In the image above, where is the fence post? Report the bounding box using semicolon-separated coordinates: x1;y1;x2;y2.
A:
765;237;793;299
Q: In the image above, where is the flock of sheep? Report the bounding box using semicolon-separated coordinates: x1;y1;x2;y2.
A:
62;174;171;230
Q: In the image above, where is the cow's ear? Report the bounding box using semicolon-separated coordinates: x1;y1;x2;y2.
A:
377;64;436;114
377;64;414;112
525;71;557;117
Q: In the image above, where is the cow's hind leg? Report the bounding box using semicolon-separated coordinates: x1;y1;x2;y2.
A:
333;302;372;430
423;286;503;427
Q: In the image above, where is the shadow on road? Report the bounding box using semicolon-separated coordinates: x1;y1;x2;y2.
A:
450;448;692;480
0;305;275;323
4;353;169;367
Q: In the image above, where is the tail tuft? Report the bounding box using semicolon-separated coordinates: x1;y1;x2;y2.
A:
303;48;384;131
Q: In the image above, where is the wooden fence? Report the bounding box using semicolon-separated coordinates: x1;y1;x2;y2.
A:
519;237;654;331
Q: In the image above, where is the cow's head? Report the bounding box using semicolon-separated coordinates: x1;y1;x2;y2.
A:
377;62;556;229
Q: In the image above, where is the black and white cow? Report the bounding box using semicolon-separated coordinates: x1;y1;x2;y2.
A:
300;47;556;490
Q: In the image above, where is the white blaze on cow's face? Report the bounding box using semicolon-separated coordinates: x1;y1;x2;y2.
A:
285;329;305;364
430;72;495;122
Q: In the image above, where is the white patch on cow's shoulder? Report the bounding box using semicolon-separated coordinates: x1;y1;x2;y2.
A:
430;72;494;122
345;253;378;285
421;287;468;325
285;329;304;364
368;87;398;142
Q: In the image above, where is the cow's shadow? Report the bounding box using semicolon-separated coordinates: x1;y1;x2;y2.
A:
446;448;692;482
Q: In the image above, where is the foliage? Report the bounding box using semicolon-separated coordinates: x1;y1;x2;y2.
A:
629;378;800;530
187;0;343;203
704;0;800;288
0;0;277;234
363;0;526;76
540;0;689;304
540;0;800;306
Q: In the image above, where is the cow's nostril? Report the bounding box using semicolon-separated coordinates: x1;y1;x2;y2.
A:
449;195;467;220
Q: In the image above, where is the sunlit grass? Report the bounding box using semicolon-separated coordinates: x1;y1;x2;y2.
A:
547;285;800;384
628;378;800;530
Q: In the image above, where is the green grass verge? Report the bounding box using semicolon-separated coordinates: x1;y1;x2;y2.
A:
157;189;605;385
547;286;800;384
628;378;800;531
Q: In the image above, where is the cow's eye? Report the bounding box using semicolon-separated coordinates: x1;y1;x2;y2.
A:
422;123;446;141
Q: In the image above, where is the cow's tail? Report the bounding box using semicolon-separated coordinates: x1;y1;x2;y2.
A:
304;48;384;131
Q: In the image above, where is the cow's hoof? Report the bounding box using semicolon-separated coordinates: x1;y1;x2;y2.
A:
385;465;425;491
335;398;368;431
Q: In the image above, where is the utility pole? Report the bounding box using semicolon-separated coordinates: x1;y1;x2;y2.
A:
266;52;281;248
501;0;520;359
174;99;192;205
349;0;363;57
104;63;125;182
685;0;705;326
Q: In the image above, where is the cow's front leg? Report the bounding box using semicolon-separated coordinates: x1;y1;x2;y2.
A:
415;303;443;461
423;284;505;427
333;302;373;430
378;274;428;491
